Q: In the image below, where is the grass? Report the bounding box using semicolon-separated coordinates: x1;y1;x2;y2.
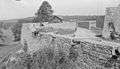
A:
0;42;22;63
0;35;80;69
1;43;79;69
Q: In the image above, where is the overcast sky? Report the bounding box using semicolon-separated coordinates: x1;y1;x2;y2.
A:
0;0;119;20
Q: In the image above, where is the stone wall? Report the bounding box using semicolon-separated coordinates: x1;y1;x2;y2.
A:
2;31;120;69
112;5;120;34
102;7;117;38
102;4;120;38
0;22;22;43
0;22;15;43
17;23;120;69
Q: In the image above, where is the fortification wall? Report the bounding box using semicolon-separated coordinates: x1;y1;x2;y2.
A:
112;5;120;34
0;22;15;44
4;31;118;69
102;7;117;38
16;23;120;69
0;22;22;44
103;4;120;38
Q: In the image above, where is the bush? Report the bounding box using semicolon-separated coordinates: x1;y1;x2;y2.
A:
3;40;80;69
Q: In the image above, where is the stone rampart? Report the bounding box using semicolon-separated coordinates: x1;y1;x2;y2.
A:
18;23;120;69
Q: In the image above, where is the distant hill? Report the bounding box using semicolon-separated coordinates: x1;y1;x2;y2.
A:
0;15;105;28
0;17;34;24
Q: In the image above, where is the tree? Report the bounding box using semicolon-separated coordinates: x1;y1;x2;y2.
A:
34;1;53;22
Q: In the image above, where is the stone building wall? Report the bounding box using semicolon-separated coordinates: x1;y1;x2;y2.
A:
0;22;23;43
102;7;117;38
21;23;42;52
112;5;120;34
102;4;120;38
0;22;15;43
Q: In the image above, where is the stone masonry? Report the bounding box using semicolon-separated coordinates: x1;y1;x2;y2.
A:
18;23;120;69
102;4;120;38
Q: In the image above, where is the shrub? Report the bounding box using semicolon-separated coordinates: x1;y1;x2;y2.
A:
3;42;80;69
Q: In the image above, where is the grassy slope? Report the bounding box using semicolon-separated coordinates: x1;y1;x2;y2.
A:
0;42;22;62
